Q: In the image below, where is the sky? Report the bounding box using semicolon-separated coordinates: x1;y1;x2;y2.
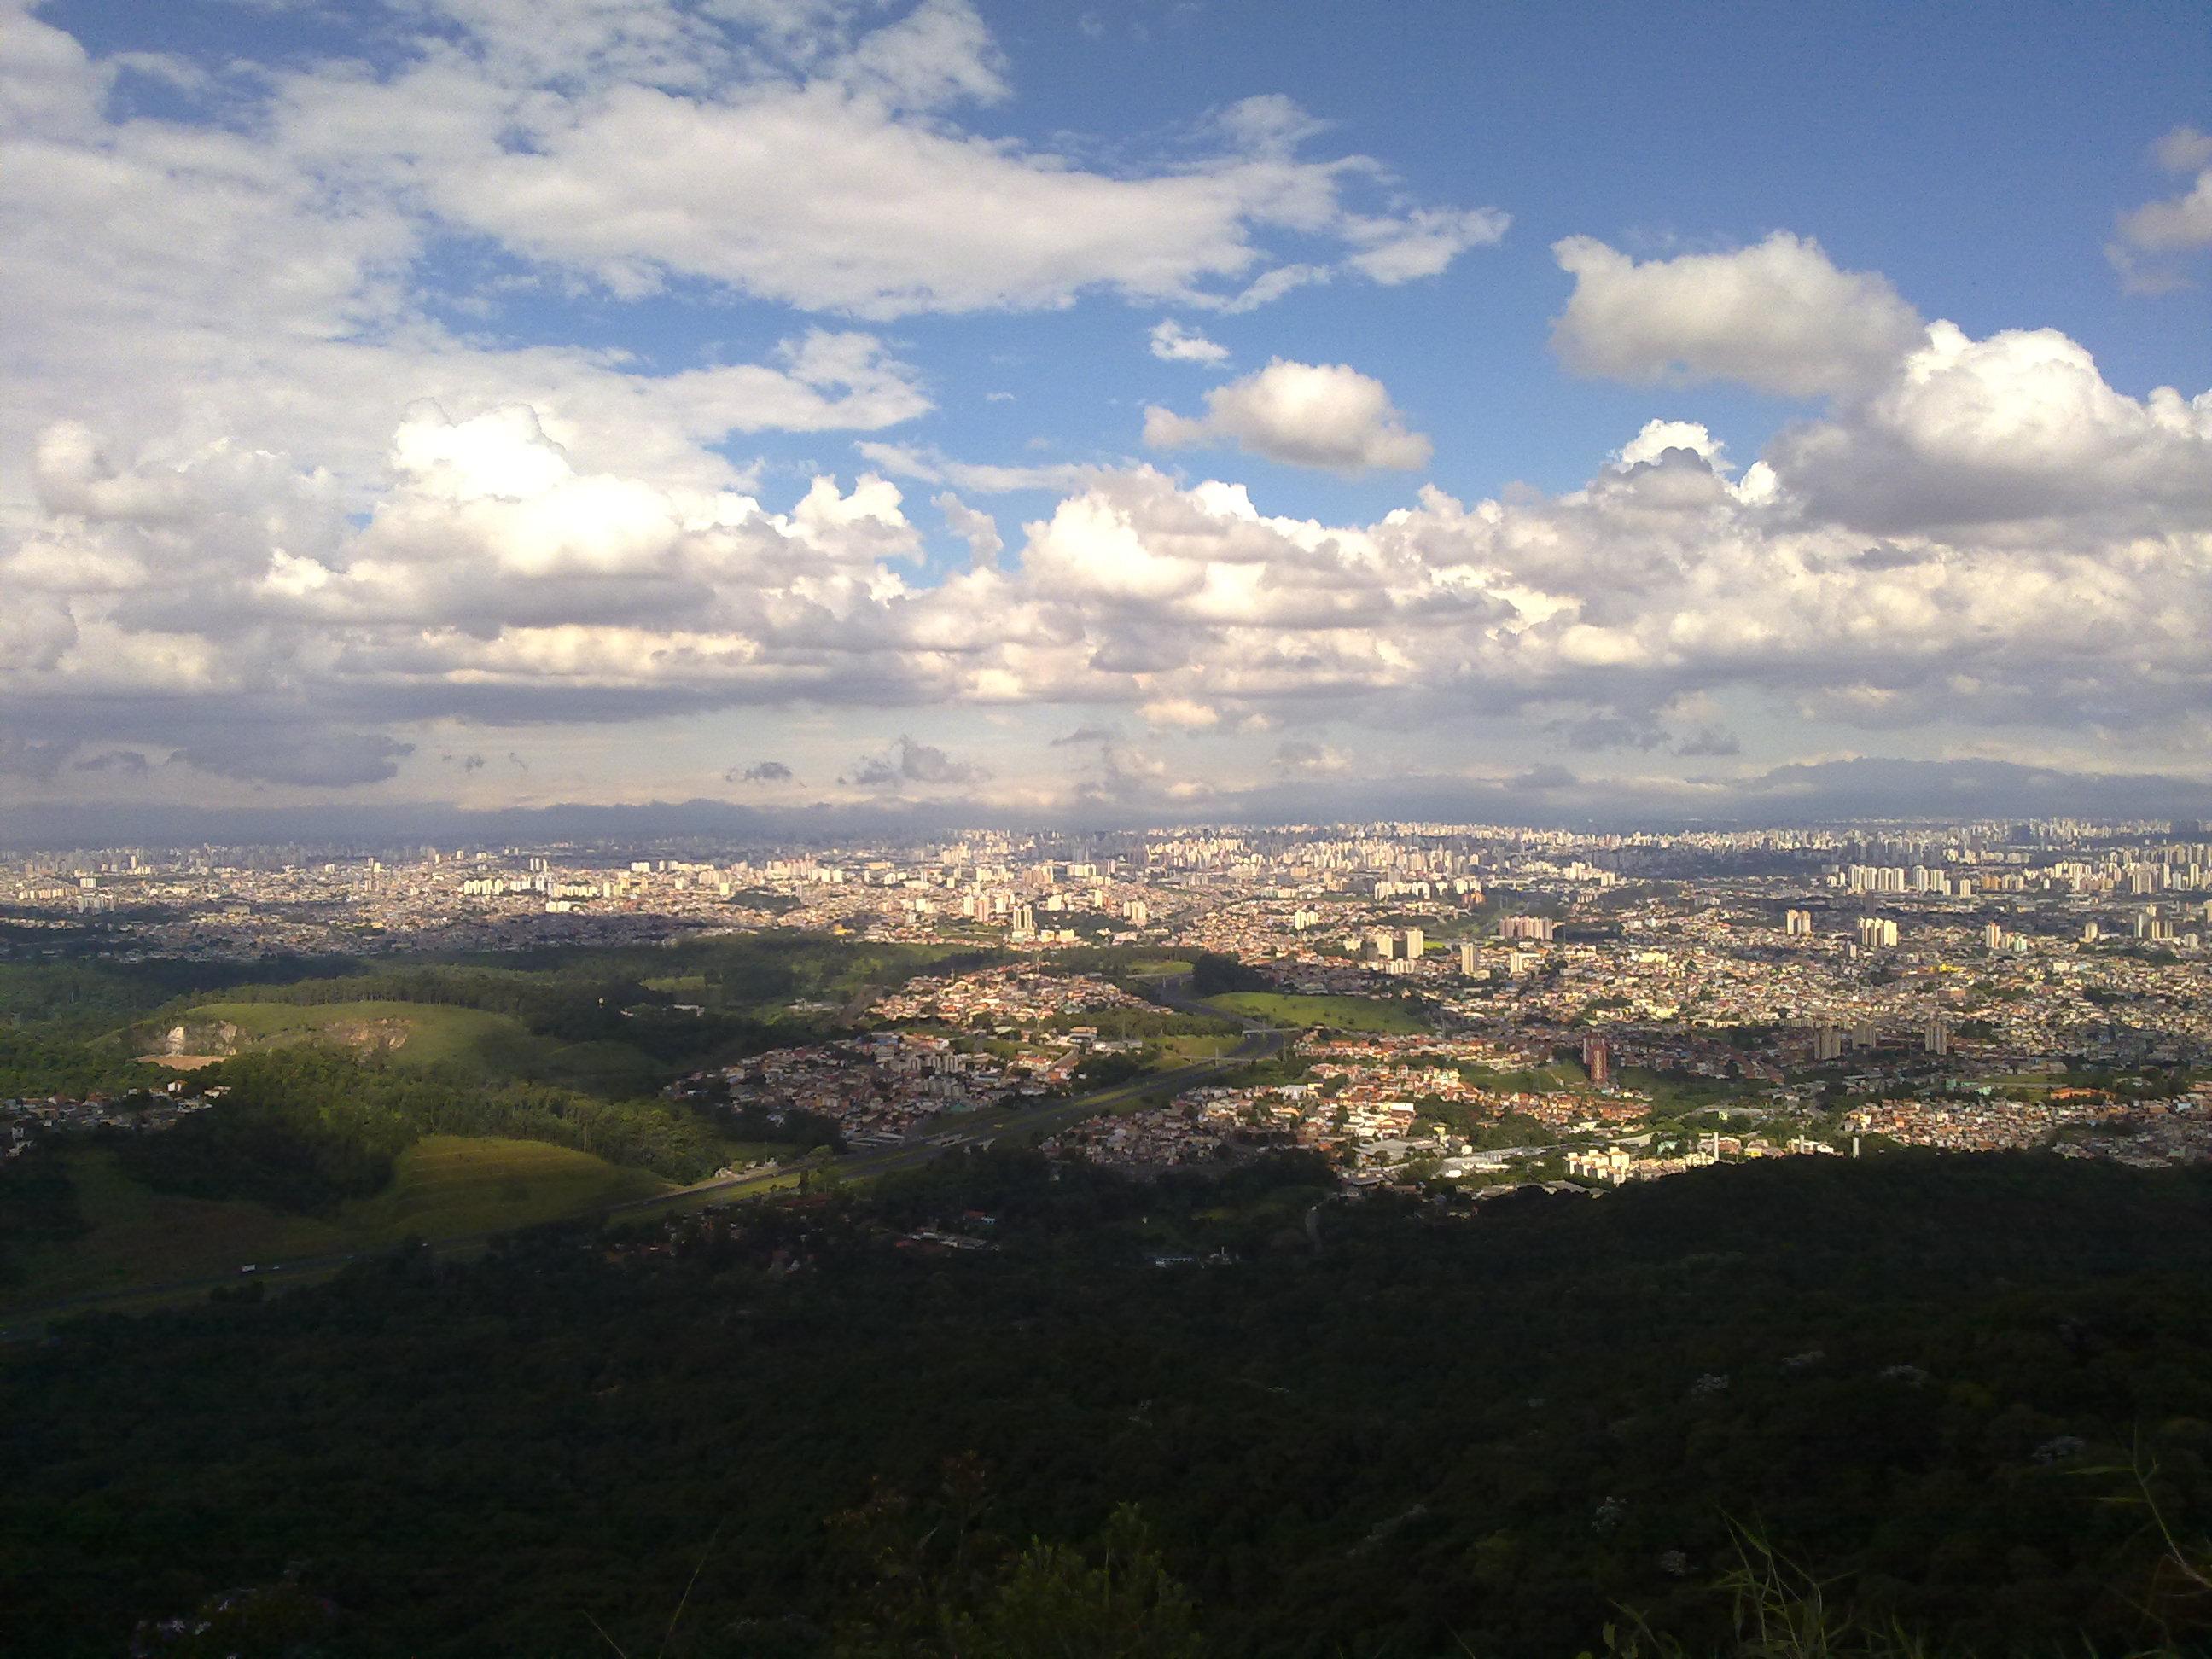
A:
2;0;2209;839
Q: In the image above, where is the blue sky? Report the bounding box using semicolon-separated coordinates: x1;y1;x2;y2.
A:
3;0;2209;832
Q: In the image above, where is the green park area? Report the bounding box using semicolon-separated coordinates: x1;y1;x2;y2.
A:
1203;990;1429;1033
2;1135;667;1313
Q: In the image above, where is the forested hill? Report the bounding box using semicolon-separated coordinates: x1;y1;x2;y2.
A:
6;1151;2211;1658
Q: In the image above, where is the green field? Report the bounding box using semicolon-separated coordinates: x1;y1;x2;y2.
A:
1616;1063;1753;1110
3;1135;667;1312
1121;958;1196;978
1464;1060;1586;1092
1203;991;1429;1033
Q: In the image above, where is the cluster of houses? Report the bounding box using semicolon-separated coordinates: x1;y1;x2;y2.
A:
3;1080;226;1159
870;965;1148;1026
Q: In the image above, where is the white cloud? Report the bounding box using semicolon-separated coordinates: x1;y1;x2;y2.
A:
2152;125;2212;176
1342;206;1511;283
1138;696;1220;729
1143;358;1432;472
258;4;1503;320
1551;231;1925;398
5;3;2210;801
934;491;1003;568
1272;738;1347;773
1149;319;1230;366
856;441;1097;494
1615;419;1729;472
1769;321;2212;535
6;306;2210;792
2110;124;2212;292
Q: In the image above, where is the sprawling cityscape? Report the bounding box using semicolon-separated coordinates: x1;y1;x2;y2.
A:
13;818;2212;1195
9;0;2210;1650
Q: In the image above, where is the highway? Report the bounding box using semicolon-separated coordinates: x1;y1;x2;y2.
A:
0;1004;1280;1334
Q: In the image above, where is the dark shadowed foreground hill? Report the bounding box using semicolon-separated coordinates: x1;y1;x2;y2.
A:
5;1150;2210;1656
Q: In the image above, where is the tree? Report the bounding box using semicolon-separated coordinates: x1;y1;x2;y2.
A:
954;1507;1202;1659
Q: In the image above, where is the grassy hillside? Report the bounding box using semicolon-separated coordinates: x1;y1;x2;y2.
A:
1;1135;667;1312
164;999;529;1067
156;998;663;1094
1204;989;1430;1033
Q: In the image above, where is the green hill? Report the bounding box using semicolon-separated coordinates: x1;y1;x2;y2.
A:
147;998;663;1094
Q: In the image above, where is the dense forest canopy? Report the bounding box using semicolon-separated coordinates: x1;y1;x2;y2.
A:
6;1151;2209;1658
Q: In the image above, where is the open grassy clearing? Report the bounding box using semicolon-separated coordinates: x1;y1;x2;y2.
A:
1464;1060;1586;1092
164;999;536;1070
1120;958;1196;978
1615;1063;1755;1109
1203;991;1430;1033
2;1135;667;1312
1153;1033;1243;1065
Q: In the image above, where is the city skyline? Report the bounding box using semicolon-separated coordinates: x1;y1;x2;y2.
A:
3;0;2210;841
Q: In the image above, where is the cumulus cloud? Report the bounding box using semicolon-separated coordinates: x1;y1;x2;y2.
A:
1149;319;1230;366
1615;418;1729;472
4;2;2210;818
729;760;794;783
1767;320;2212;534
8;302;2209;798
1272;738;1347;774
1144;359;1432;471
1551;231;1925;398
842;735;988;788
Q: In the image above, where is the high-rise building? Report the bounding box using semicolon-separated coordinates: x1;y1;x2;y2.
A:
1924;1017;1948;1057
1784;908;1813;936
1814;1027;1843;1062
1401;927;1423;961
1499;915;1556;942
1982;923;2005;950
1580;1035;1611;1087
1458;941;1479;975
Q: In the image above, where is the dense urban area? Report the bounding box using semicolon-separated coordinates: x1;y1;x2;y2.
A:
11;818;2212;1189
